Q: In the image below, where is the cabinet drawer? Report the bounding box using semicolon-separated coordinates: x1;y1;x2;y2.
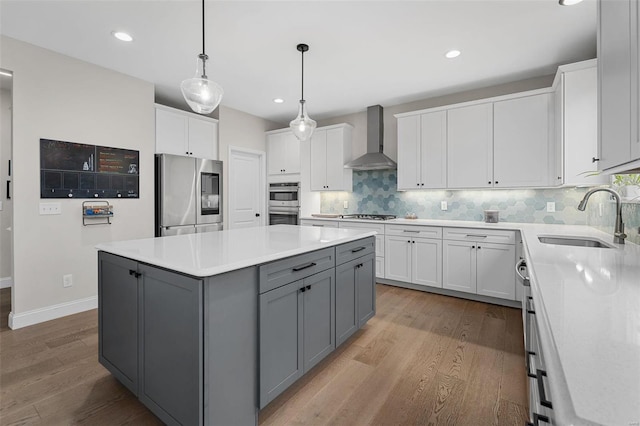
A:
385;224;442;239
338;222;384;256
443;227;515;245
300;219;339;228
259;248;335;294
335;237;375;266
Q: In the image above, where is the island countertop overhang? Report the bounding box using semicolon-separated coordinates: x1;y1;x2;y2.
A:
95;224;377;278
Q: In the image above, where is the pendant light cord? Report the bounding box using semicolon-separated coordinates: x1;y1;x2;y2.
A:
301;48;304;102
202;0;205;56
200;0;207;78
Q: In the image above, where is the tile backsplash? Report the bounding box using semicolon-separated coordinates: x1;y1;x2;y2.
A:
320;170;640;244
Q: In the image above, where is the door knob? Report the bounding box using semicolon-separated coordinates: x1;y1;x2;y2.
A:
255;213;260;217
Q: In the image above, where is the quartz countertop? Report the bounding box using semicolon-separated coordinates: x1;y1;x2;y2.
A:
96;225;376;278
304;215;640;425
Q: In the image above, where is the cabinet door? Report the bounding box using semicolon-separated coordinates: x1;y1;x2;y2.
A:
325;128;346;190
259;280;303;408
156;108;188;156
283;132;301;174
598;0;634;170
476;243;516;300
384;235;412;282
303;269;335;372
310;130;327;190
138;264;203;426
412;238;442;288
98;252;139;395
494;94;552;187
442;240;476;294
188;117;218;160
267;133;284;175
335;260;358;346
356;253;375;327
447;103;493;189
397;115;422;190
420;111;447;188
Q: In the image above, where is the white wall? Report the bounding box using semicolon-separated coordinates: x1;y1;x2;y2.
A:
1;36;155;328
0;88;12;285
218;105;280;229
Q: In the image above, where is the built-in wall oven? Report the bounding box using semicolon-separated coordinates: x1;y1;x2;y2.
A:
268;182;300;225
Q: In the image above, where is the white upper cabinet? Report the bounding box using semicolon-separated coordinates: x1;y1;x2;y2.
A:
597;0;640;172
309;124;353;191
397;111;447;190
266;130;301;176
493;93;553;188
155;105;218;160
555;61;609;186
447;103;494;189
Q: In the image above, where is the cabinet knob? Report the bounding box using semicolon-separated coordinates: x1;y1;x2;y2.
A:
592;157;600;163
477;246;481;249
417;183;420;186
494;181;499;184
255;213;260;217
488;181;491;185
472;245;475;249
421;183;424;186
557;176;562;180
407;240;411;243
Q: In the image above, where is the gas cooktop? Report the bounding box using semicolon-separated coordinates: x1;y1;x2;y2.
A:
340;214;397;221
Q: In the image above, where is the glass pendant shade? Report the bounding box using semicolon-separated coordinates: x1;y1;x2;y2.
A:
290;100;316;141
181;56;223;114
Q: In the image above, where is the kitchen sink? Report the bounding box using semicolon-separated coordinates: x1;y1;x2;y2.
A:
538;235;615;248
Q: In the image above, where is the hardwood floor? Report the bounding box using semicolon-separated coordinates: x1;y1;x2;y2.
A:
0;285;528;425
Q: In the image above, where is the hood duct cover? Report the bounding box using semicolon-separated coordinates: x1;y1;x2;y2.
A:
344;105;397;170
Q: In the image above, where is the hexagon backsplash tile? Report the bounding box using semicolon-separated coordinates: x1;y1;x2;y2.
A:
319;170;640;244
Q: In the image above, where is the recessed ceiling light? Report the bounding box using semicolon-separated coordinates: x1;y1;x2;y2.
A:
559;0;583;5
0;70;12;77
273;98;284;104
445;50;461;59
112;31;133;42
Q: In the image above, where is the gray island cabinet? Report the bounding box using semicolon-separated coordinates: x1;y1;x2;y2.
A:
96;225;376;425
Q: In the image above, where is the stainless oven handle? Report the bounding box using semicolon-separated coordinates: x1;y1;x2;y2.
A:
269;212;299;216
269;188;300;193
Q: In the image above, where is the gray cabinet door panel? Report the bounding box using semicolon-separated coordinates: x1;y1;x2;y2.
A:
303;268;336;371
138;265;203;426
98;252;139;395
259;247;335;293
335;259;358;346
259;280;304;408
357;253;376;327
335;236;375;266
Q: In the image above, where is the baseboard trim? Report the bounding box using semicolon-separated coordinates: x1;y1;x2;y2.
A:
0;277;13;289
8;296;97;330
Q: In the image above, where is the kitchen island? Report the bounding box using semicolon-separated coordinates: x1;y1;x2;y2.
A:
96;225;377;426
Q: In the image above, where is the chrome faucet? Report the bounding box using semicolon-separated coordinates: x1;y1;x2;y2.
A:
577;188;627;244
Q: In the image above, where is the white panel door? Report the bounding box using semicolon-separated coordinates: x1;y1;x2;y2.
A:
397;115;421;190
447;103;493;189
325;128;345;190
309;130;327;190
156;108;188;156
476;242;516;300
188;117;217;160
229;149;264;229
494;94;551;188
420;111;447;189
442;240;476;294
412;238;442;288
384;236;411;283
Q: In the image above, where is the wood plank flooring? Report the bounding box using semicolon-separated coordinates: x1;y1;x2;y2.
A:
0;285;528;425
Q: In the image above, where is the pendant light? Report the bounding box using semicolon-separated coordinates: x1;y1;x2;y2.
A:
290;43;317;141
181;0;223;114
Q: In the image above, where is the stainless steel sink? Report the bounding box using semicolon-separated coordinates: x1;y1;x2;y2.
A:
538;235;615;248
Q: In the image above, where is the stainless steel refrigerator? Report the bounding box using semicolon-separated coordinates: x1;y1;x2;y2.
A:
155;154;223;236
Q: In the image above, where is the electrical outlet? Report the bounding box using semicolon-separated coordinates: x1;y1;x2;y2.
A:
63;274;73;288
599;203;604;217
441;201;447;211
40;202;61;215
546;202;555;213
343;200;348;209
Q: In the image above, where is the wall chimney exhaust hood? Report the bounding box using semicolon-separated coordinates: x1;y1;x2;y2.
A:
344;105;397;170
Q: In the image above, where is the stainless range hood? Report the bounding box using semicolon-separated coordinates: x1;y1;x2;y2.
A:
344;105;397;170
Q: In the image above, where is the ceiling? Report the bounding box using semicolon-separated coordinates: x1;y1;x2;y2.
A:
0;0;596;124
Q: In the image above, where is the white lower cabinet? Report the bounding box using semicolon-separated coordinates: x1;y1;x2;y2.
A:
338;221;385;279
299;219;339;228
384;224;442;289
442;228;516;300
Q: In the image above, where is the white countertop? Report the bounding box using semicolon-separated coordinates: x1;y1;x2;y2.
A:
305;215;640;425
96;225;376;278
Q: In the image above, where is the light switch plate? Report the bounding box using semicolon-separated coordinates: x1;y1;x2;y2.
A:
343;201;348;209
546;202;555;213
441;201;447;211
39;202;61;215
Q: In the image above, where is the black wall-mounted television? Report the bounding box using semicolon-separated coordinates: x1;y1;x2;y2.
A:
40;138;139;199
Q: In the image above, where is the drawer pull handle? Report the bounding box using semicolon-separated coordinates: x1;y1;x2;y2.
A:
306;285;311;290
526;413;550;426
526;351;537;378
536;369;553;409
299;287;306;293
129;270;141;278
526;296;535;314
402;230;420;233
312;224;324;227
465;234;488;238
292;262;316;272
351;247;366;253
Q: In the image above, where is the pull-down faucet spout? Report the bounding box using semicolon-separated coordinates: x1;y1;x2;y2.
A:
577;188;626;244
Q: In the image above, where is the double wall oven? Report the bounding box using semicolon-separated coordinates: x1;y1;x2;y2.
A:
268;182;300;225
